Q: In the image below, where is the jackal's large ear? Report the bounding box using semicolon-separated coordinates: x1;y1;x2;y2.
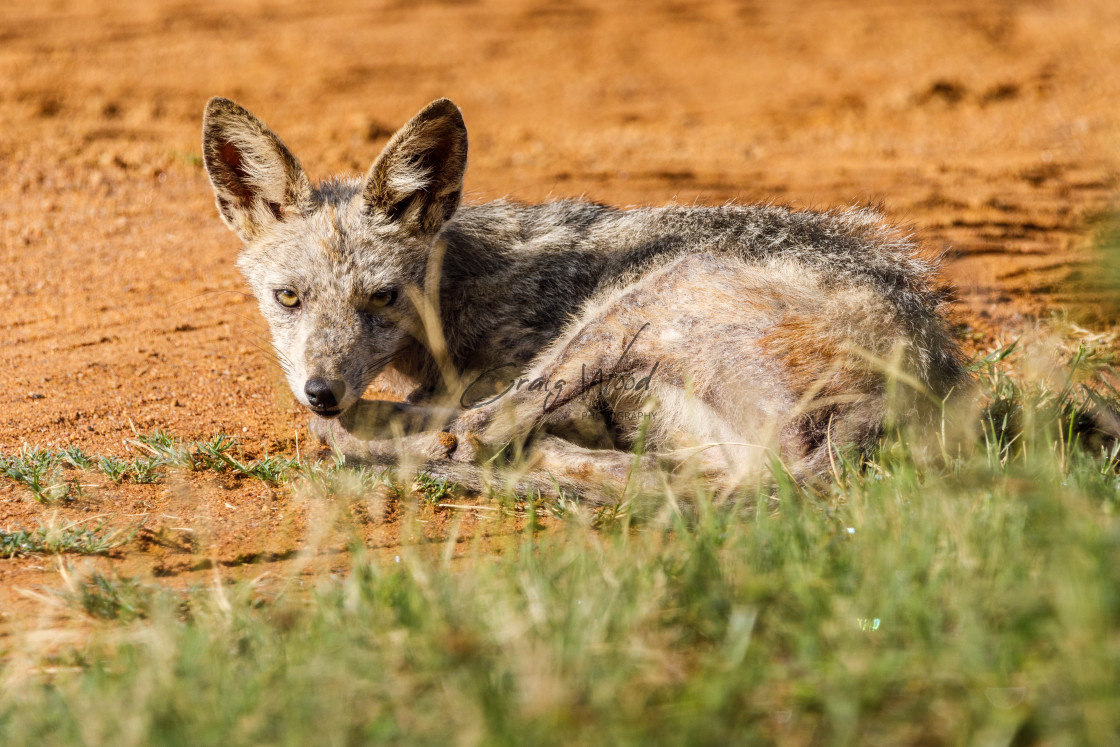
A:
202;97;312;242
362;99;468;235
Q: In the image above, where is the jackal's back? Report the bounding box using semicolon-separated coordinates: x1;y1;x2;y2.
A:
439;200;963;395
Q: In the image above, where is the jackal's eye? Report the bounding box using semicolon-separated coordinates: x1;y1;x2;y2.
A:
275;289;300;309
370;289;397;308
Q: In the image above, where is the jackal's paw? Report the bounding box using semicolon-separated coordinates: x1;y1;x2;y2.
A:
394;431;457;463
448;432;484;463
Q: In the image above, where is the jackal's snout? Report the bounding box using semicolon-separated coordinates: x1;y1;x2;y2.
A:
304;377;346;417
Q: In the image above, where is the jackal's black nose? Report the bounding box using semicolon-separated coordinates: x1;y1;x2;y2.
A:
304;378;344;412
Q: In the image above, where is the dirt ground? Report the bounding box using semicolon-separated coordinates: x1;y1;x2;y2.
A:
2;0;1120;637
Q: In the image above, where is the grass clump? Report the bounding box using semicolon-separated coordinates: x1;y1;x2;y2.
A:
295;455;391;501
0;521;138;558
61;570;161;623
57;446;93;470
0;446;78;502
0;431;301;501
413;468;459;504
131;430;300;482
95;455;130;484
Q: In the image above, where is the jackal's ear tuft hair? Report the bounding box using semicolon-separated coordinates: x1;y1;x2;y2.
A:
202;97;312;242
362;98;468;235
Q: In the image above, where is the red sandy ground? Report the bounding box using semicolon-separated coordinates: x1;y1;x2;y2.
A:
2;0;1119;639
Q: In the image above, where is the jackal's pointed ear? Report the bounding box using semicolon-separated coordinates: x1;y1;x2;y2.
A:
362;99;468;235
202;97;312;242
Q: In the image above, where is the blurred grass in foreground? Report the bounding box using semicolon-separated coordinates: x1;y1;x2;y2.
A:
1;339;1119;745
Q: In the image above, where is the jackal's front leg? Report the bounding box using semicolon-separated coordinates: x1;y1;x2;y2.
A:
309;407;458;466
323;398;459;440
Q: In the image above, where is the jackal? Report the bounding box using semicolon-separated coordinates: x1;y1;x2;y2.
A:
203;97;967;504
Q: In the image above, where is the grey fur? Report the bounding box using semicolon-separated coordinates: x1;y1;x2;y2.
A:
203;97;968;505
